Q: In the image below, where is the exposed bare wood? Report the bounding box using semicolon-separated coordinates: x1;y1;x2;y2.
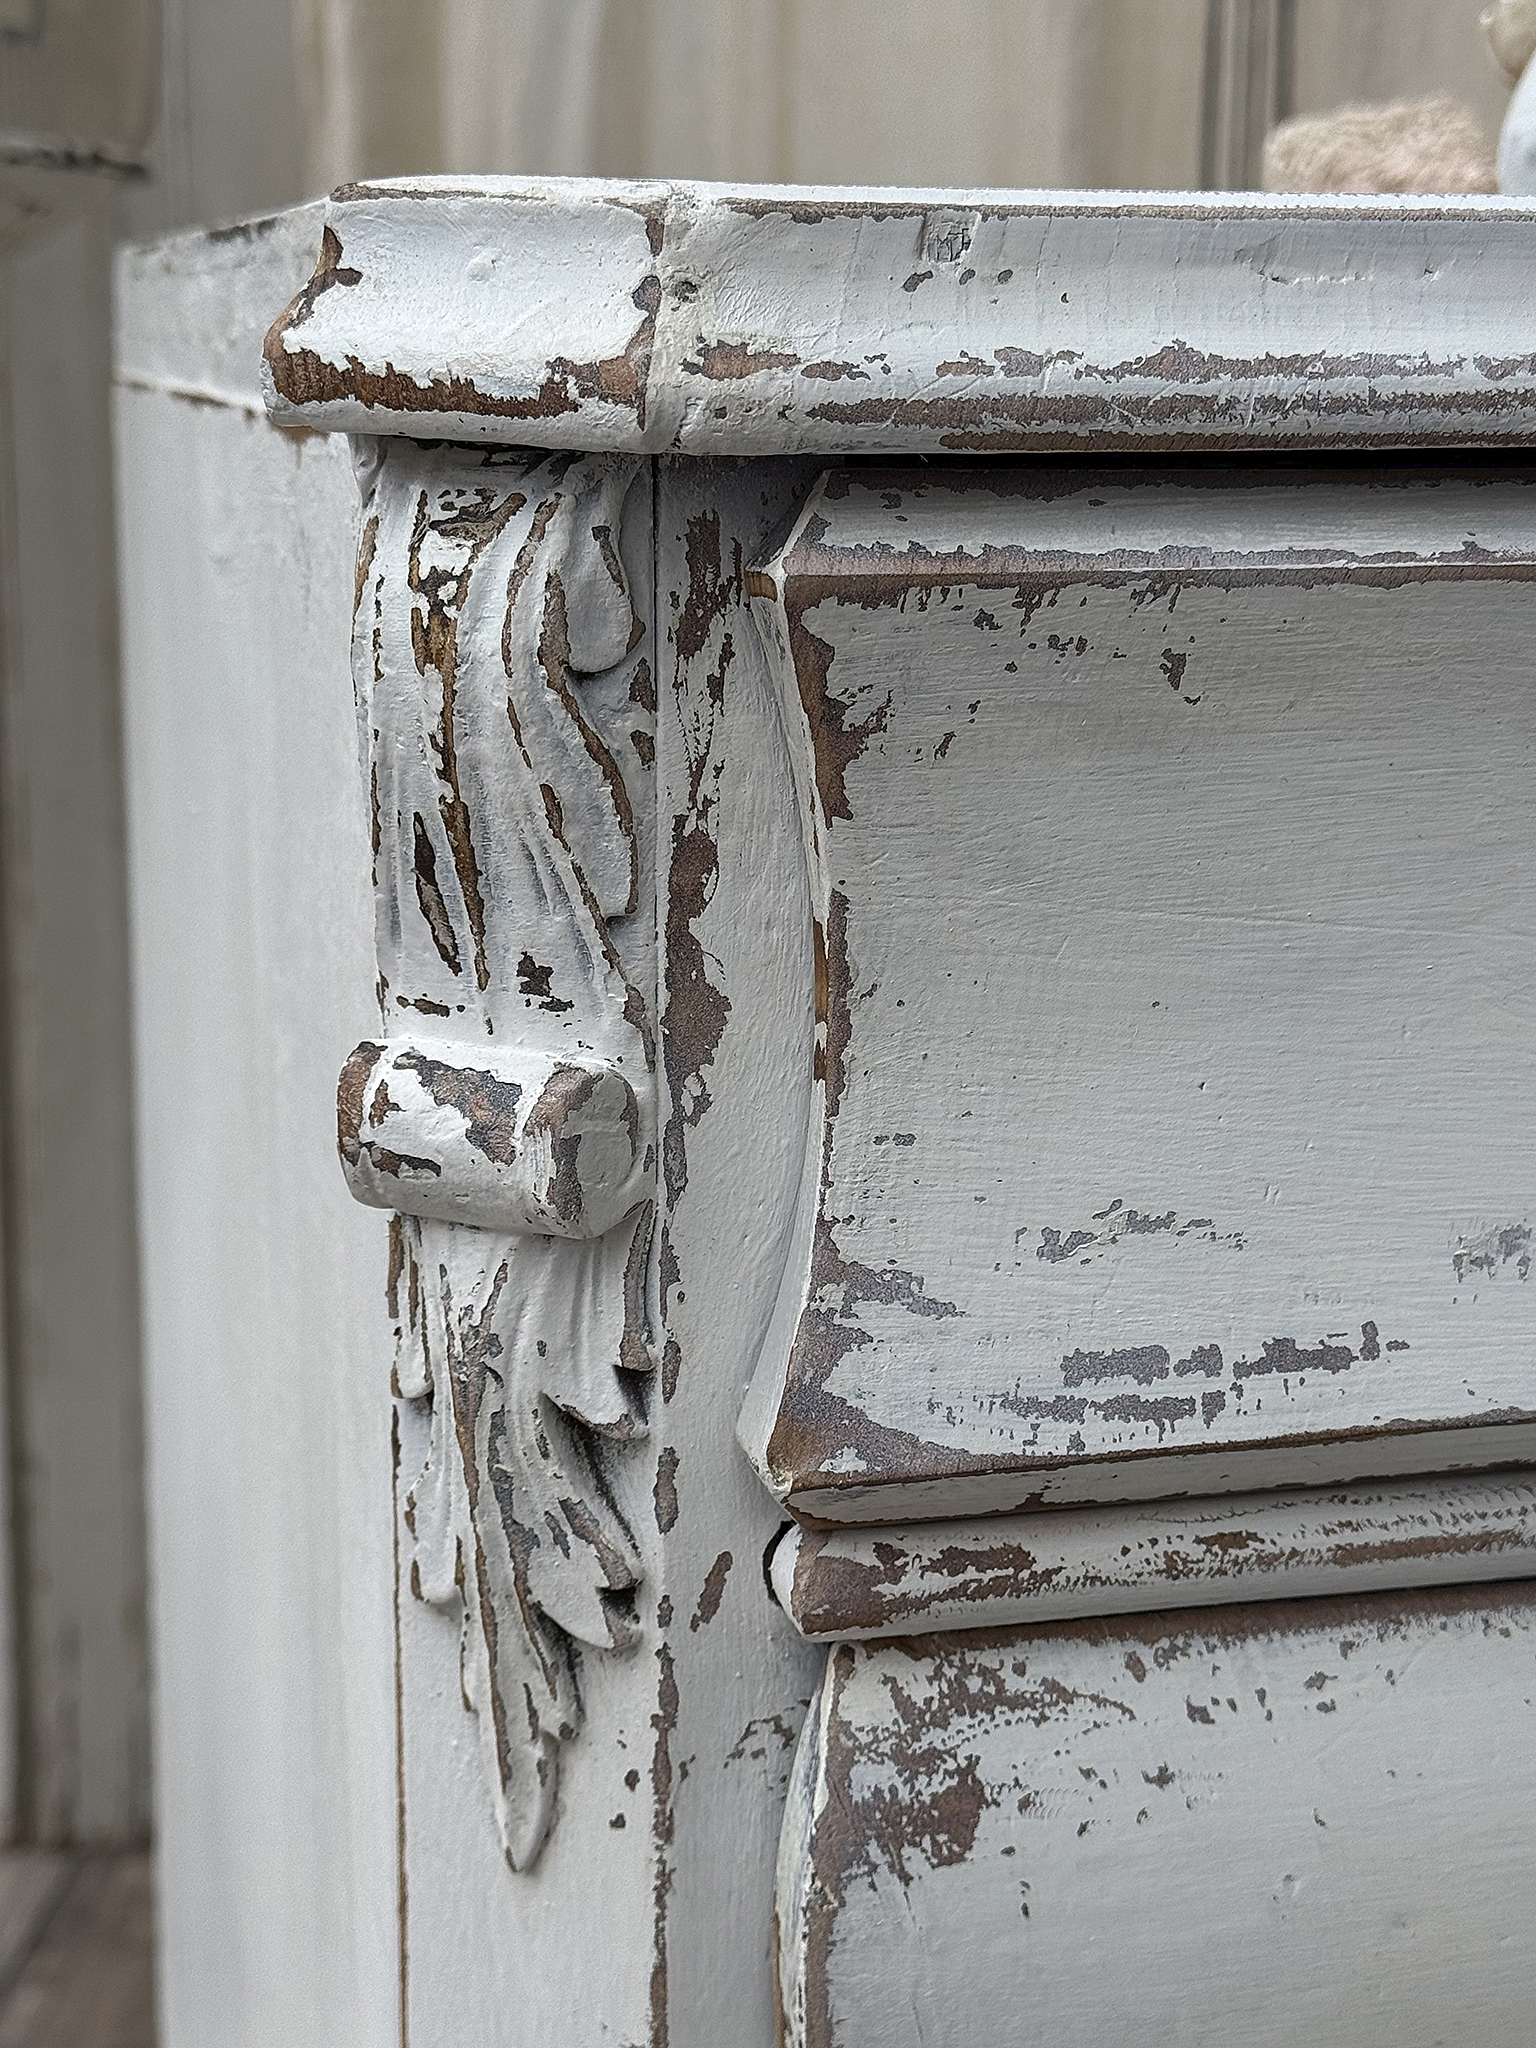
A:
773;1470;1536;1640
742;462;1536;1522
349;440;658;1870
779;1585;1536;2047
262;180;1536;456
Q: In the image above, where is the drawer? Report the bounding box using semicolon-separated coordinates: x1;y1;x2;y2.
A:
741;460;1536;1521
777;1581;1536;2048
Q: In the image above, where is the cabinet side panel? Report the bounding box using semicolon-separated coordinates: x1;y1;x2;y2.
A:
115;230;398;2043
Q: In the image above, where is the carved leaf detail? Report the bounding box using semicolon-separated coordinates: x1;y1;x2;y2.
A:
357;444;655;1870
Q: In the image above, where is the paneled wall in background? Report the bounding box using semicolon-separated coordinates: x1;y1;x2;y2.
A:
0;0;310;1852
290;0;1511;197
0;0;160;1854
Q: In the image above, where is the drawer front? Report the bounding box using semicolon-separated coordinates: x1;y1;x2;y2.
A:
777;1583;1536;2048
742;462;1536;1520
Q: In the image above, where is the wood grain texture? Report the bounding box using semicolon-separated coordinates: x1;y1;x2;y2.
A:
262;180;1536;455
778;1585;1536;2047
772;1470;1536;1639
352;439;657;1870
742;462;1536;1521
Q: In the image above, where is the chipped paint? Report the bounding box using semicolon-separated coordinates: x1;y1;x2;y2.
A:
354;441;658;1871
778;1583;1536;2046
1453;1220;1533;1283
337;1033;647;1238
689;1551;733;1631
654;1446;680;1534
659;509;740;1215
649;1635;678;2048
741;461;1536;1524
770;1470;1536;1642
267;223;662;435
650;456;828;2048
263;182;1536;458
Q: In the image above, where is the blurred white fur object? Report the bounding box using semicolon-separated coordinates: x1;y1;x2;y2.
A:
1486;0;1536;191
1261;3;1536;199
1262;95;1495;192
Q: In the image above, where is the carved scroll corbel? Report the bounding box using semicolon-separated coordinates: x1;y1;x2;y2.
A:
343;438;656;1869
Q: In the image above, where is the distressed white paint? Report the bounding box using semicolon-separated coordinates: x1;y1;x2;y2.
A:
772;1469;1536;1640
368;452;830;2047
743;463;1536;1521
778;1584;1536;2047
337;1033;649;1237
352;435;659;1873
382;451;831;2047
188;183;1536;2045
262;179;1536;455
129;230;827;2034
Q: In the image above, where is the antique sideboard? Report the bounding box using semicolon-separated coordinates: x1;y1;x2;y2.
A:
119;180;1536;2047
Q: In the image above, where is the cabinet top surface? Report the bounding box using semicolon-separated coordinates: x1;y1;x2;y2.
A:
261;176;1536;458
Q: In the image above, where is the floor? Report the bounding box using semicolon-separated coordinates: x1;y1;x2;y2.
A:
0;1851;154;2047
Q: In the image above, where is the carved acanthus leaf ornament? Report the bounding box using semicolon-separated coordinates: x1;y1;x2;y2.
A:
341;440;656;1869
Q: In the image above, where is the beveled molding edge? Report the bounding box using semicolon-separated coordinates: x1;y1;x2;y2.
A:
263;177;1536;457
769;1470;1536;1642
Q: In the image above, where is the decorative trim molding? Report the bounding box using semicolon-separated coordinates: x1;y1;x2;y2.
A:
770;1471;1536;1642
338;1034;647;1237
264;179;1536;457
345;438;656;1869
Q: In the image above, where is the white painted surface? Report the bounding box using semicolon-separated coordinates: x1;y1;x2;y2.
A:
262;180;1536;455
773;1470;1536;1639
355;436;659;1876
386;452;826;2048
780;1584;1536;2047
215;182;1536;2045
115;209;400;2046
743;463;1536;1521
0;0;312;1856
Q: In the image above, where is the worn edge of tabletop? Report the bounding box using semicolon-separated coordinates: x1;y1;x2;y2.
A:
260;177;1536;456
